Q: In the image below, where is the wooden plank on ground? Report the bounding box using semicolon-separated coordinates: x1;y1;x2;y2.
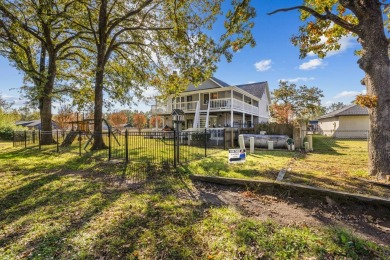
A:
190;175;390;206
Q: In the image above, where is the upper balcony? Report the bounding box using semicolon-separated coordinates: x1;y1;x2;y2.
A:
152;98;259;115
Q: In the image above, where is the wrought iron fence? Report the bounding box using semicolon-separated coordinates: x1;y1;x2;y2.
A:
12;129;226;166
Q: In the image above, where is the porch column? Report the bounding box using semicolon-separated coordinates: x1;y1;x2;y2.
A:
251;114;253;127
243;113;245;128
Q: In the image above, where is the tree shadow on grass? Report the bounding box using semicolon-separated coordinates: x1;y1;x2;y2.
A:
1;162;229;259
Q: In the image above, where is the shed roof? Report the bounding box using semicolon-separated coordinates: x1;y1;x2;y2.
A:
317;104;368;120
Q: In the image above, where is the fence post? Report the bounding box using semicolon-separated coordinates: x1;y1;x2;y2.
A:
79;131;82;156
24;130;27;148
32;130;35;144
125;129;129;163
108;130;112;161
56;130;59;153
38;130;41;150
173;130;177;167
204;128;207;157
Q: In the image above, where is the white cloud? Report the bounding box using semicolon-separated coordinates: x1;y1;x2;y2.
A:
278;77;315;83
247;81;255;84
324;100;333;106
308;35;356;57
254;59;272;72
299;59;326;70
333;90;361;99
143;87;160;99
0;94;14;99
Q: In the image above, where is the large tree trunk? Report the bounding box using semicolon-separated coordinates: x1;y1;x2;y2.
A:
357;2;390;179
91;64;108;150
39;51;56;145
91;0;109;150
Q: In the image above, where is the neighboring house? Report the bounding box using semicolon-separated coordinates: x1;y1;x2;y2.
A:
151;77;271;129
317;104;369;138
15;120;59;130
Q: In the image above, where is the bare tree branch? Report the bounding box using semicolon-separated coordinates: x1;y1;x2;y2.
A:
268;5;359;34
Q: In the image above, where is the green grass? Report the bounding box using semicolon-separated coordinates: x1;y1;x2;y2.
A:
185;135;388;198
0;141;388;259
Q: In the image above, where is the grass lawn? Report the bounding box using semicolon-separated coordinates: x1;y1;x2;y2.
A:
1;141;389;259
186;135;388;198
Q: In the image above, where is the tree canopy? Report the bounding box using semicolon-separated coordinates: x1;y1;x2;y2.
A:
271;81;324;123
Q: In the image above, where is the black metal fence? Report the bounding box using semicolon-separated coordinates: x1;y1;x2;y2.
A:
13;129;226;166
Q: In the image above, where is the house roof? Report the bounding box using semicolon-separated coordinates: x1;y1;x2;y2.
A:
171;109;185;115
24;120;41;127
210;77;230;87
15;120;34;126
235;82;268;100
317;104;369;120
184;77;229;92
182;77;270;101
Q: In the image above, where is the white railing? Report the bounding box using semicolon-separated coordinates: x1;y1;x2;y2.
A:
172;101;198;112
151;104;170;114
209;98;231;110
154;98;259;114
232;99;258;114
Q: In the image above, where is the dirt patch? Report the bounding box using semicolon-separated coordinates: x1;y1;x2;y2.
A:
192;181;390;246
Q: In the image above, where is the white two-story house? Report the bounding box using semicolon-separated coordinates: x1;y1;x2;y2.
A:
151;77;271;129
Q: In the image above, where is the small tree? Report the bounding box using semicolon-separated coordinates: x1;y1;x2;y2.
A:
54;105;76;129
150;115;163;129
132;113;147;133
327;102;346;113
108;111;128;127
272;81;324;122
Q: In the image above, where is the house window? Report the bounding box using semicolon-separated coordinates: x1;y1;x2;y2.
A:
204;94;209;104
187;96;192;102
211;93;218;99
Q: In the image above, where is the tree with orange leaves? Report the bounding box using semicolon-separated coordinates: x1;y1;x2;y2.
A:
54;105;76;129
107;111;128;127
132;113;147;133
150;115;163;129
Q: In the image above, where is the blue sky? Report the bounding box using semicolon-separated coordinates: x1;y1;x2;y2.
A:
0;0;366;112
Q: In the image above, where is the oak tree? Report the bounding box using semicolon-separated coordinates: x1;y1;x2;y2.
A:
269;0;390;178
0;0;83;144
75;0;255;149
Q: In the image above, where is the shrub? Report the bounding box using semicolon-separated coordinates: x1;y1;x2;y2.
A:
0;125;14;140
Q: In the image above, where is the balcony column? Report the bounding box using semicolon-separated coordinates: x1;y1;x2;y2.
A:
230;88;234;127
251;114;253;127
243;113;245;128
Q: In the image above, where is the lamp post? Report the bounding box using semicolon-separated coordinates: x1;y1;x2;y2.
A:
171;109;185;166
171;109;185;132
